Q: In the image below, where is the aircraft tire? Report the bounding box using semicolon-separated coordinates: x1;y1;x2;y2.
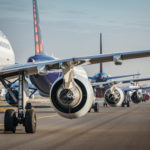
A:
24;109;36;133
94;102;100;112
25;102;32;109
122;102;125;107
4;109;17;133
88;108;91;112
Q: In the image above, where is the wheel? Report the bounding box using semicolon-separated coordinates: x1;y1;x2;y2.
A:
103;102;107;107
25;102;32;109
127;101;130;107
4;109;17;133
24;109;36;133
94;102;100;112
88;108;91;112
103;102;105;107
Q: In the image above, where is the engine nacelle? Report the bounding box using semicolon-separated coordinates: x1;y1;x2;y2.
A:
104;87;124;107
50;75;95;119
5;89;18;107
131;90;143;104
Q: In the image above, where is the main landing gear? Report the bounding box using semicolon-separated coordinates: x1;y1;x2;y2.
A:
0;72;37;133
122;100;130;107
122;93;130;107
89;102;100;112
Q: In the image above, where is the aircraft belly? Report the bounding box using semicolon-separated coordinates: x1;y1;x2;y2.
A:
30;72;62;97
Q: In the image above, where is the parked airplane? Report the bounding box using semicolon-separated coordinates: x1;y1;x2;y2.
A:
92;78;150;107
1;0;150;134
89;33;140;102
121;85;150;107
89;33;140;83
88;33;142;111
0;30;15;67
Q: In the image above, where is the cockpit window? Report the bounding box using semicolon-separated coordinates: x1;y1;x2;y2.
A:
0;41;10;49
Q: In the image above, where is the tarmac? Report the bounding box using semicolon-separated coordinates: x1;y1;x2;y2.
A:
0;99;150;150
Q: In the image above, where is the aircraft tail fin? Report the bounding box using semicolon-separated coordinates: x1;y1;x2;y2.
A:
33;0;44;55
100;33;103;73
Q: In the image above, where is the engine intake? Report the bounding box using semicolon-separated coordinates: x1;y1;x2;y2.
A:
50;75;94;119
131;90;143;104
104;87;124;107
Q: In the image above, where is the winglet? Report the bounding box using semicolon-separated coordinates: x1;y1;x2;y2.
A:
33;0;44;55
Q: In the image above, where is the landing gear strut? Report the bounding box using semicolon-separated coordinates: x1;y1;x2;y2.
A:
89;102;100;112
122;93;130;107
0;72;37;133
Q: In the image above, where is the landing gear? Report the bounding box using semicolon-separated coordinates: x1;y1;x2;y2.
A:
24;109;36;133
122;92;130;107
1;72;37;133
122;102;125;107
127;101;130;107
88;102;100;113
122;100;130;107
93;102;100;112
103;102;108;107
4;109;17;133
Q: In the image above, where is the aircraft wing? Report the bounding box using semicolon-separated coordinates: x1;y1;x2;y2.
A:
92;77;150;87
106;73;140;80
0;49;150;78
89;73;140;81
123;86;150;92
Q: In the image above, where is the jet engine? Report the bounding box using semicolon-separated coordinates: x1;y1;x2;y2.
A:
50;75;94;119
104;87;124;107
5;89;18;106
131;90;143;104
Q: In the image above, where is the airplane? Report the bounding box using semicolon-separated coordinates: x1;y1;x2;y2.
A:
1;0;150;134
121;85;150;107
0;30;15;96
92;78;150;108
88;33;140;111
0;30;15;67
89;33;140;84
89;33;140;108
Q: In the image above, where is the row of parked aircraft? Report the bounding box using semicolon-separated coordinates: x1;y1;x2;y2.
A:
0;0;150;134
88;33;150;111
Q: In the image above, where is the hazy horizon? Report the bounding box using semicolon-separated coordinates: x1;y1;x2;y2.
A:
0;0;150;81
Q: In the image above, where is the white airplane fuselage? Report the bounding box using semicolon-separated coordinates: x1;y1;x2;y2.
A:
0;31;15;67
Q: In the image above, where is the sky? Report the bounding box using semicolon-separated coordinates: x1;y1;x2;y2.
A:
0;0;150;79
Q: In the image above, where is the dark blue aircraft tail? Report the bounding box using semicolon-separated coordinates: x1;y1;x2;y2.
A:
33;0;44;56
100;33;103;73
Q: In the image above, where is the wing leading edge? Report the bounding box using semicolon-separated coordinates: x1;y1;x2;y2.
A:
92;77;150;87
1;49;150;78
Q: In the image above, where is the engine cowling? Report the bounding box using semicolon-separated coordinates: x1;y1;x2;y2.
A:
50;75;95;119
5;89;18;106
131;90;143;104
104;87;124;107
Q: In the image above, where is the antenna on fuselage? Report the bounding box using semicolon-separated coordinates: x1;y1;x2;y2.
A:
100;33;103;73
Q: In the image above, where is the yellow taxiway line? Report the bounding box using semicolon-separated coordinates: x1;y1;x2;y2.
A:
37;114;58;120
0;114;58;126
0;123;4;126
